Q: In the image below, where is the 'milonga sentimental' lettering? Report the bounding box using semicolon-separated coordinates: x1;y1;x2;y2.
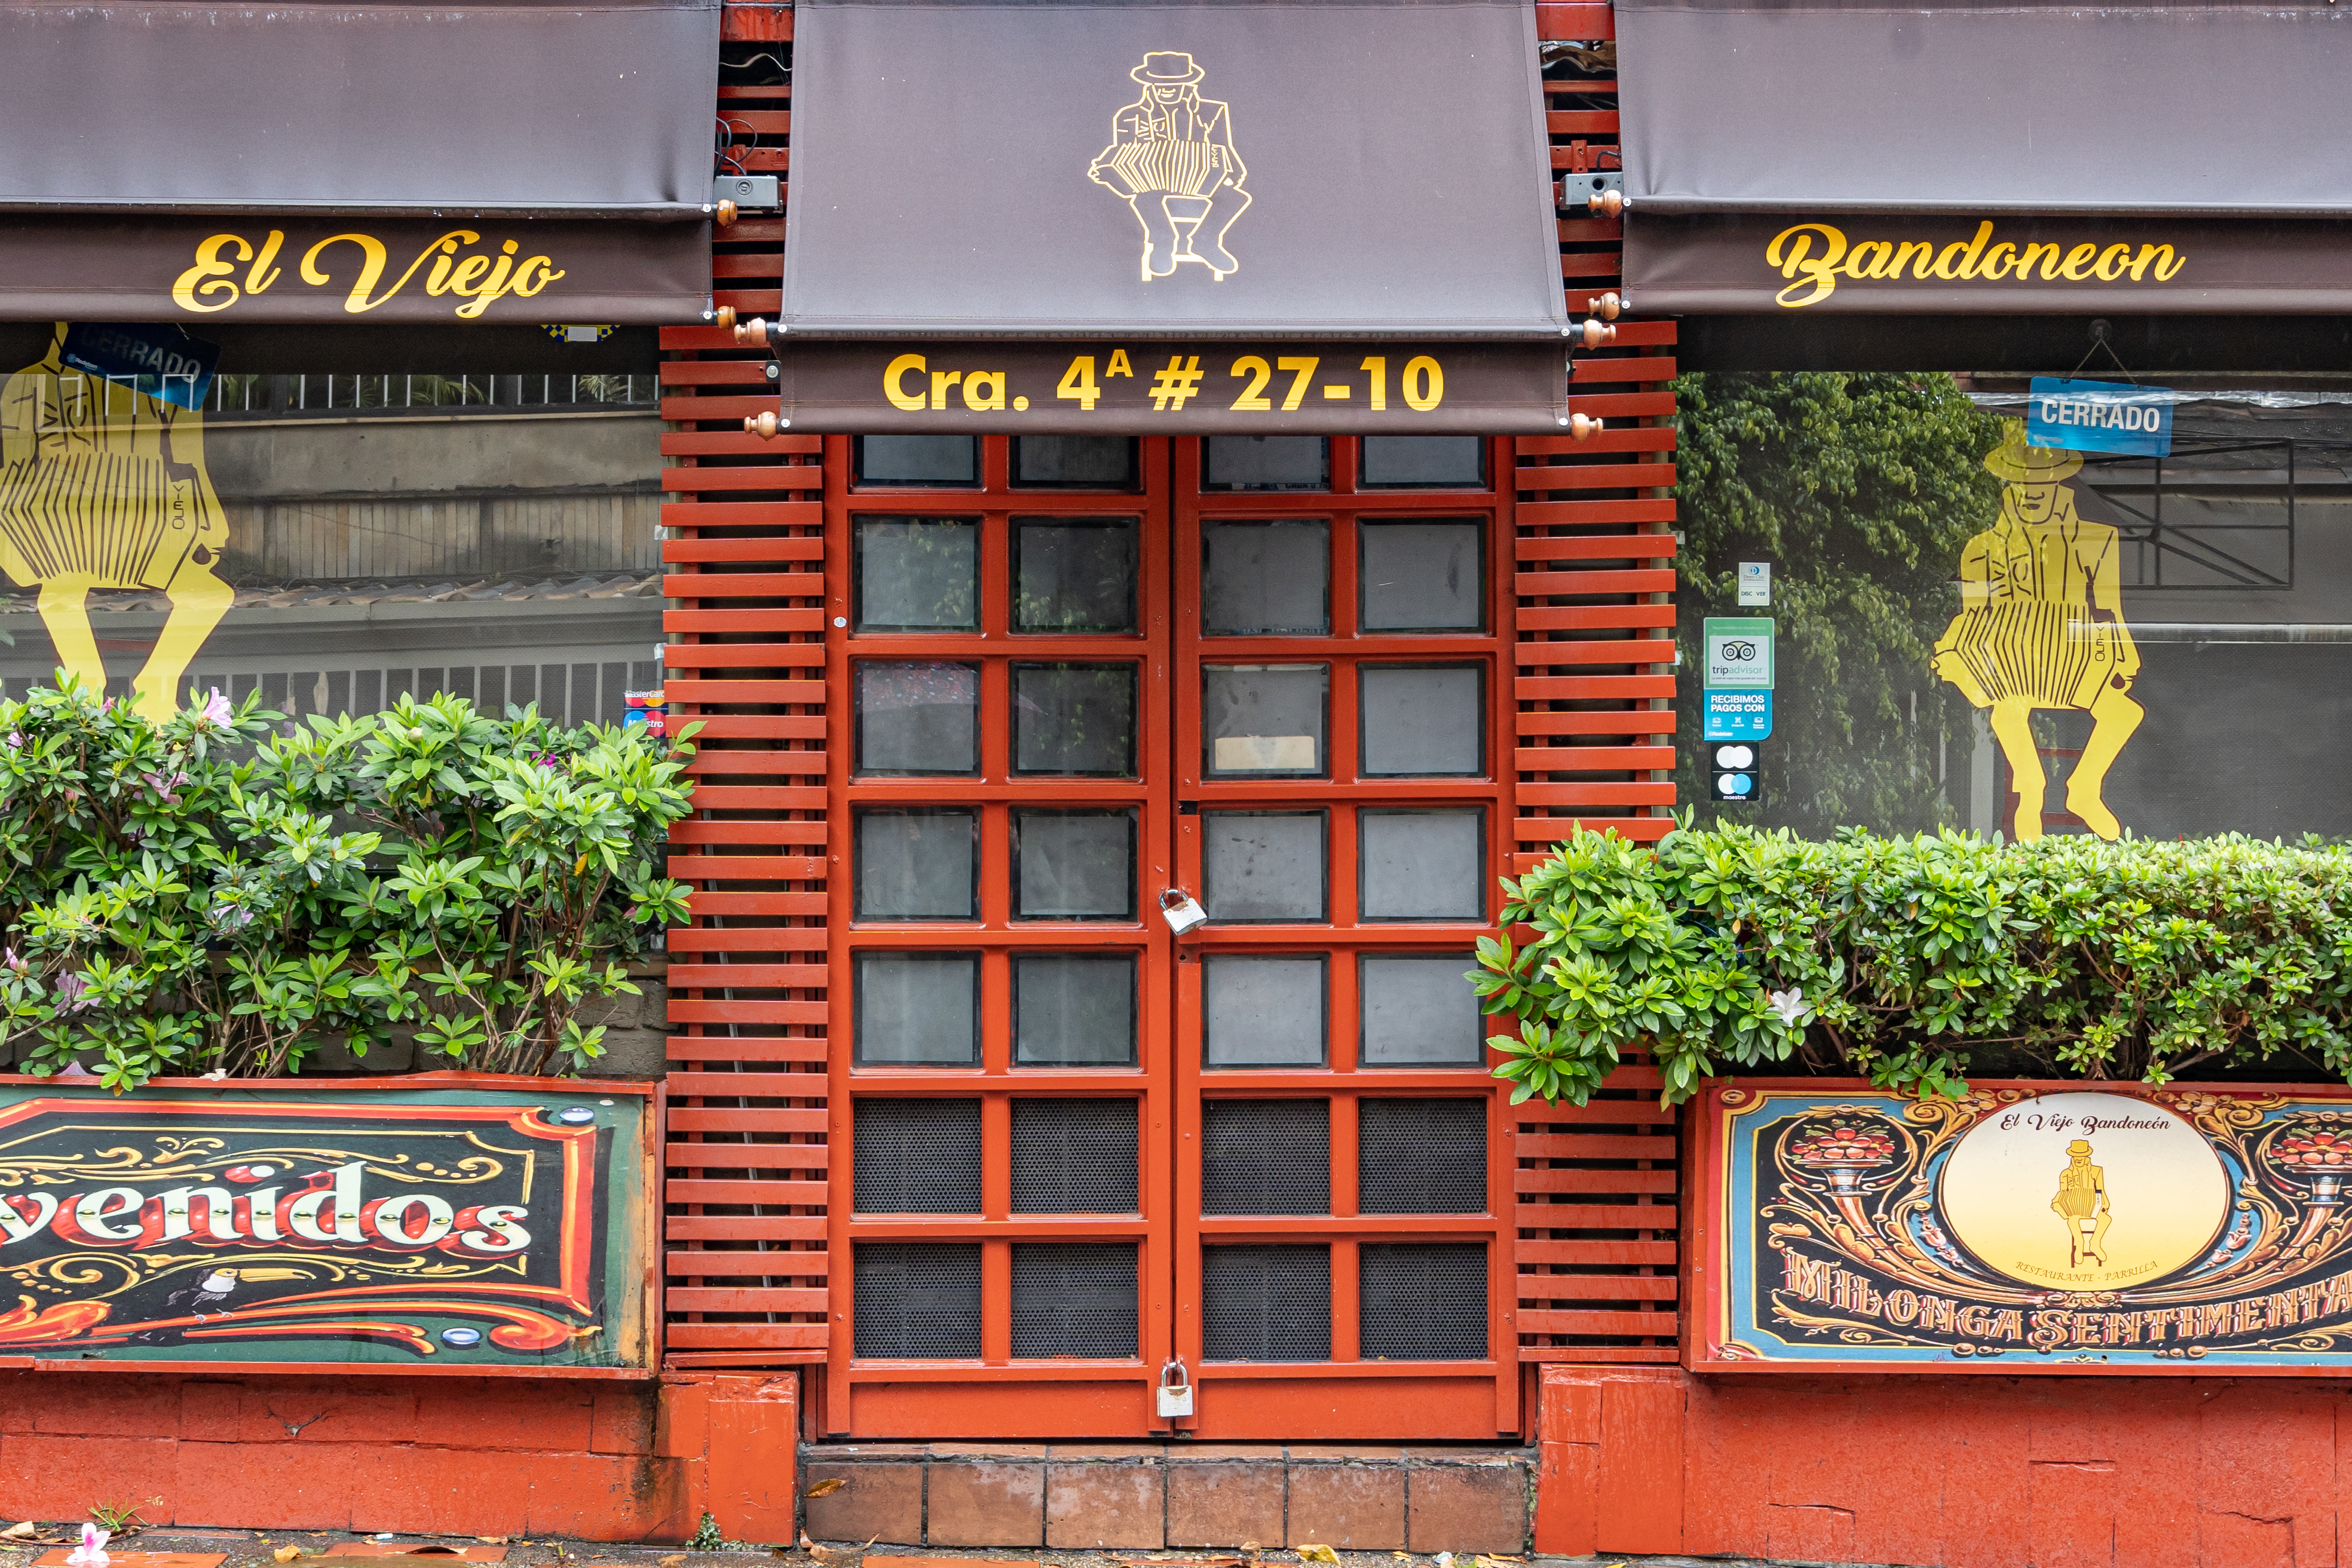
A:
1765;220;2188;308
1777;1246;2352;1351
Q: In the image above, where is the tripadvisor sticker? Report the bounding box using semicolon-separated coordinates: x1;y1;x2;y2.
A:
1704;616;1774;691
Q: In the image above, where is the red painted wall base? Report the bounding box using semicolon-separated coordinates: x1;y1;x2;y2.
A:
1537;1364;2351;1567
0;1371;797;1544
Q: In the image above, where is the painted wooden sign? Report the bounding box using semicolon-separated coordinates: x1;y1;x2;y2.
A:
1690;1082;2352;1374
0;1081;653;1372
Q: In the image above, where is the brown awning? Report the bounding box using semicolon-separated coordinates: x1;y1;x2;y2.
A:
0;0;719;219
0;216;709;325
1623;214;2352;317
773;339;1573;433
1616;0;2352;219
780;0;1567;339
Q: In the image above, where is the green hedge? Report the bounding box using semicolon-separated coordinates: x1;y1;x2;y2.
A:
1471;823;2352;1105
0;679;695;1090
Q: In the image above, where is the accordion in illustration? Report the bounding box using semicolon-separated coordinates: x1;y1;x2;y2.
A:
1105;138;1229;198
1933;599;2133;710
0;446;209;590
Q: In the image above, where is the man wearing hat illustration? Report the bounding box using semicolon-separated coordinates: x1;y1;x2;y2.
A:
2050;1138;2111;1269
1933;420;2144;841
1089;52;1251;281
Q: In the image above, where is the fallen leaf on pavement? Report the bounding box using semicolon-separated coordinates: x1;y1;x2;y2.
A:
1;1527;32;1542
1114;1557;1238;1567
660;1557;685;1566
803;1480;846;1499
274;1548;302;1563
1296;1547;1340;1565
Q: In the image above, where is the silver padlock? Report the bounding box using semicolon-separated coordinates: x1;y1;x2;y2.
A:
1156;1356;1195;1418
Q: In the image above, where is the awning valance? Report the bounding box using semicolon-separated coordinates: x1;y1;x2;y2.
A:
0;0;719;219
779;0;1568;340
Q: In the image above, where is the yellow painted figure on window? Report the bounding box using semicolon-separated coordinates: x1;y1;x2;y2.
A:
1089;52;1251;282
2051;1138;2112;1269
0;327;232;719
1932;420;2143;841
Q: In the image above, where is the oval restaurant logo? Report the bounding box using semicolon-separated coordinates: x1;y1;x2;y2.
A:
1764;221;2188;308
1937;1091;2232;1291
171;229;567;318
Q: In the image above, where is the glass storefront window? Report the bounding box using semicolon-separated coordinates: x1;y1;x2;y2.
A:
1013;518;1140;633
1010;662;1138;775
1359;664;1483;776
855;808;980;921
855;517;979;632
1202;810;1327;923
855;952;982;1065
1010;808;1137;920
0;344;661;722
856;661;981;774
1013;952;1139;1065
1202;953;1327;1067
1360;519;1484;632
1359;808;1484;921
1202;663;1329;777
1202;519;1329;635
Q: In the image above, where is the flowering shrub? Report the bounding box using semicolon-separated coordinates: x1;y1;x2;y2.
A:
1473;822;2352;1107
0;678;696;1091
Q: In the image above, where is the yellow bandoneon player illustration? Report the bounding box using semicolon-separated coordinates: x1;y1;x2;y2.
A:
2051;1138;2112;1269
1932;420;2144;842
0;326;232;720
1089;51;1251;282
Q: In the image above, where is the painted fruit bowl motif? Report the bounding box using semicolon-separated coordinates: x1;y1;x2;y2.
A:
1788;1117;1898;1170
2265;1122;2352;1200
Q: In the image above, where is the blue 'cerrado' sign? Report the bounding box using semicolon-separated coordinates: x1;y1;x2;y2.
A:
2027;377;2173;458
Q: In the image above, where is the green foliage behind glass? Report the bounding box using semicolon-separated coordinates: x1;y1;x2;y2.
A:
1473;823;2352;1107
1673;372;2006;834
0;679;696;1091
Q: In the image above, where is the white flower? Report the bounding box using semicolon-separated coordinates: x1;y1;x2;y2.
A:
1768;988;1810;1026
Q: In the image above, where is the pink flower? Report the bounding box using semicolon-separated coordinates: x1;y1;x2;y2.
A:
52;972;91;1012
197;688;234;728
140;769;189;804
68;1523;108;1567
1;947;20;972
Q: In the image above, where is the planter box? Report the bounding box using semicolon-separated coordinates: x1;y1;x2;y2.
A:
0;1071;658;1376
1687;1075;2352;1376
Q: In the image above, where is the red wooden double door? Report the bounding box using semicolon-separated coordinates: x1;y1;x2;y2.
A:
820;434;1520;1440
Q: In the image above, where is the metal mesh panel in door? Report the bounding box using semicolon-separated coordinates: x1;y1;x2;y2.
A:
1202;1244;1331;1361
855;1098;983;1213
855;1242;983;1359
1202;1099;1330;1215
1359;1098;1487;1214
1010;1242;1140;1358
1011;1098;1140;1213
1360;1243;1489;1361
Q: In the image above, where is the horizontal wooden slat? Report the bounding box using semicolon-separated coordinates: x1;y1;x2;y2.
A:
669;1108;829;1134
663;1322;829;1347
667;1144;832;1171
1515;746;1677;772
670;855;828;879
1519;1310;1680;1336
1516;1241;1679;1266
664;1287;829;1313
666;1250;830;1276
667;1179;829;1206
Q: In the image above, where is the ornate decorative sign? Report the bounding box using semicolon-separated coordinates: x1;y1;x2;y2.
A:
1692;1082;2352;1373
0;1083;653;1372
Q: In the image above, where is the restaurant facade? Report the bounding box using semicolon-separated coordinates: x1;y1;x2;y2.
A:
2;0;2349;1561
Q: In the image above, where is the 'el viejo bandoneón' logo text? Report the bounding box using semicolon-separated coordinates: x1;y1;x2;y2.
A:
1765;220;2188;308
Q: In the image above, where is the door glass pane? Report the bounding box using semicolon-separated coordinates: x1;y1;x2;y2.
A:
855;1098;983;1212
857;662;979;774
1360;809;1484;921
856;808;978;920
855;951;979;1064
1203;954;1326;1067
857;434;978;486
1011;1242;1139;1357
1360;436;1486;490
1359;1244;1487;1360
1202;664;1328;777
1361;520;1483;632
1360;954;1485;1065
855;517;978;631
1012;808;1137;920
854;1242;982;1358
1202;1100;1330;1215
1012;663;1137;775
1012;1099;1140;1212
1013;519;1140;633
1202;519;1328;635
1360;664;1481;776
1013;436;1139;489
1202;1245;1331;1361
1015;953;1138;1065
1203;436;1329;492
1202;811;1326;923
